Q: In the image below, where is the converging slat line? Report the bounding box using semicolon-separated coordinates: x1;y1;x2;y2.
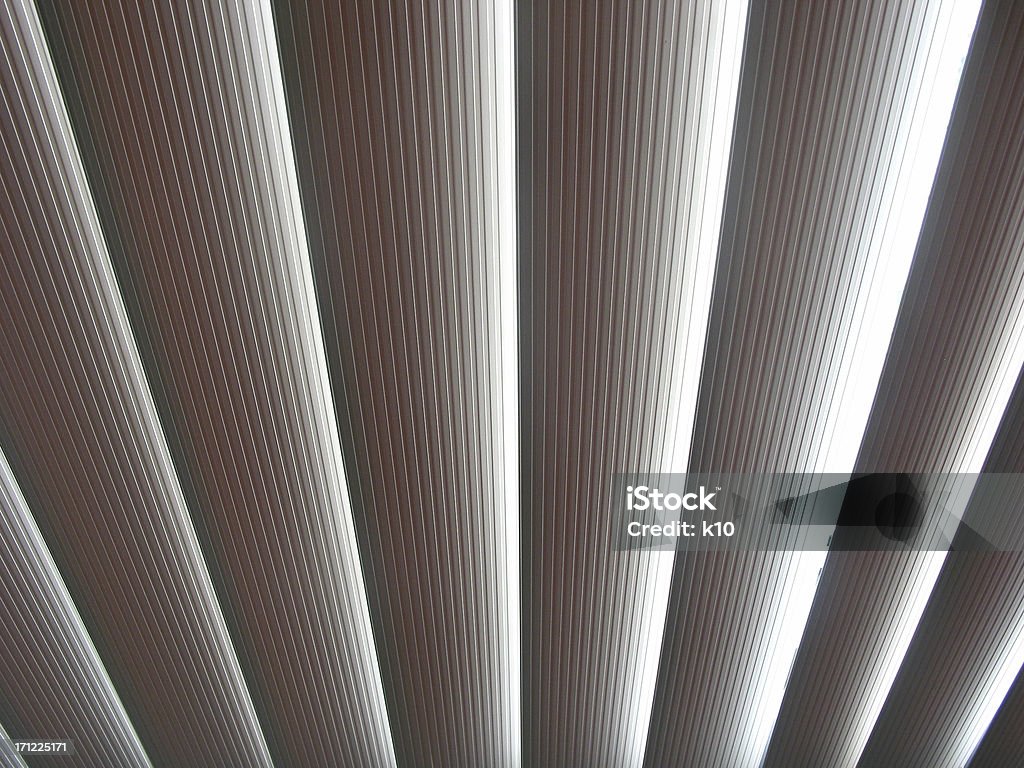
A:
0;723;27;768
0;0;273;764
857;363;1024;766
647;1;983;766
764;1;1024;764
269;1;520;763
0;446;153;768
517;2;748;765
31;0;399;763
4;2;1024;767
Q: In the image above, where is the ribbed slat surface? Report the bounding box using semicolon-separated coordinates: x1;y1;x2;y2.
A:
517;1;745;765
766;1;1024;763
0;1;271;765
0;724;26;768
0;449;152;768
35;1;395;764
645;1;971;765
857;369;1024;767
969;654;1024;765
0;1;1022;766
271;1;518;764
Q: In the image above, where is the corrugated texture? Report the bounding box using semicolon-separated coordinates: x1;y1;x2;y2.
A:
270;1;518;764
969;655;1024;766
766;1;1024;764
646;0;973;765
0;724;26;768
0;1;271;765
858;369;1024;767
0;449;151;767
1;0;1023;766
34;1;395;764
517;1;744;764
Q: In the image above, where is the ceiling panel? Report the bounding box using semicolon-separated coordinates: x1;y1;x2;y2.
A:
856;368;1024;767
0;1;272;764
517;1;746;764
969;652;1024;765
32;0;398;765
0;0;1021;766
765;1;1024;763
646;0;980;764
270;0;519;764
0;448;151;768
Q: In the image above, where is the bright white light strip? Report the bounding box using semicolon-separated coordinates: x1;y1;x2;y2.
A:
959;617;1024;765
495;0;522;762
943;359;1024;765
848;551;947;760
747;0;985;763
844;336;1024;763
0;721;28;768
744;549;827;763
822;0;984;475
629;0;751;763
661;0;750;476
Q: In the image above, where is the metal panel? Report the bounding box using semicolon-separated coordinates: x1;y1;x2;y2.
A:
0;0;271;764
766;1;1024;763
0;449;152;768
968;655;1024;766
270;1;519;764
857;369;1024;767
646;0;977;764
33;0;397;764
517;1;746;764
0;0;1020;765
